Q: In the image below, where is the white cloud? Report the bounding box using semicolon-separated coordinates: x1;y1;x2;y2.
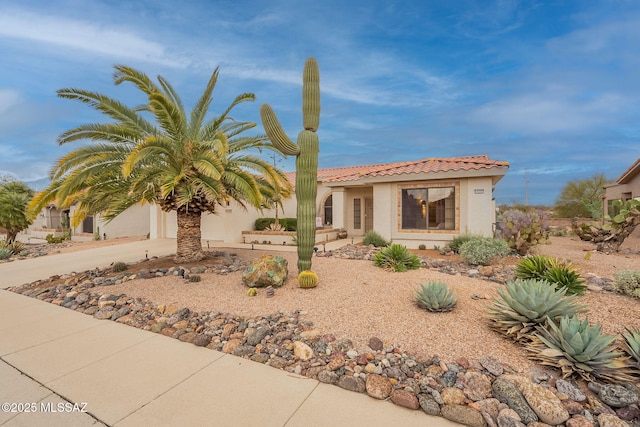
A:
0;8;183;67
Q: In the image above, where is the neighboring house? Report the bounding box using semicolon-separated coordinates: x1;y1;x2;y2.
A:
150;155;509;248
19;203;150;242
604;157;640;216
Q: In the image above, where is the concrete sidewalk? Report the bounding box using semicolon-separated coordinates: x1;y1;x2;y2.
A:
0;239;457;426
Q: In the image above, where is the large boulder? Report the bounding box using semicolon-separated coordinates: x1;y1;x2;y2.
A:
242;255;288;288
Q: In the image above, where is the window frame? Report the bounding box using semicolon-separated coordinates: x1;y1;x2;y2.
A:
397;182;459;233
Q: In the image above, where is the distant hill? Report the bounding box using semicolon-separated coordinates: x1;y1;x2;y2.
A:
24;178;50;191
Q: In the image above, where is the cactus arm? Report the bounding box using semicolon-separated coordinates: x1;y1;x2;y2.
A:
302;58;320;132
260;104;300;156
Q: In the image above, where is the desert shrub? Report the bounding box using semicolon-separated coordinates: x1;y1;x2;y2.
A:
448;234;482;254
612;270;640;299
515;255;558;280
414;281;457;312
487;279;585;342
373;244;421;272
45;234;67;244
0;248;12;260
363;230;390;247
459;237;510;266
516;256;586;295
544;264;586;296
418;244;426;250
527;316;638;383
495;209;549;255
9;240;26;254
189;275;202;282
254;218;297;231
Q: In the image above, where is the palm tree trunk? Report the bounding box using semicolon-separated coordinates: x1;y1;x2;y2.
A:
175;209;206;263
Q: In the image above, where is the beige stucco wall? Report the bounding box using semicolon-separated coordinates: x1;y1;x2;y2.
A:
605;172;640;216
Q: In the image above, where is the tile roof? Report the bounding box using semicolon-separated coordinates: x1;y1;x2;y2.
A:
616;157;640;184
284;155;508;188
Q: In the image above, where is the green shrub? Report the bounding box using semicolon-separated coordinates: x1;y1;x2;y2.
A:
527;316;637;383
415;281;457;312
45;234;67;244
254;218;297;231
418;244;426;250
373;244;421;272
544;264;586;296
363;230;390;247
516;256;586;295
0;248;12;260
495;209;549;255
613;270;640;299
515;255;558;280
459;237;510;266
189;275;202;282
448;234;482;254
487;279;585;342
8;241;26;254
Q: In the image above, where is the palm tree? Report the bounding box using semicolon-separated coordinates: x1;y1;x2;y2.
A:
30;65;291;262
0;180;34;243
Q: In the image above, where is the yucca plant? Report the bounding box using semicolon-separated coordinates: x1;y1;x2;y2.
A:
415;281;457;312
544;264;586;295
487;279;586;343
622;326;640;366
515;255;558;280
527;315;638;383
373;244;421;272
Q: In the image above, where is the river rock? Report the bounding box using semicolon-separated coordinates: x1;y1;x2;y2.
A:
418;393;441;416
566;415;595;427
598;384;639;408
597;413;630;427
293;341;314;360
441;404;487;427
492;378;538;424
337;375;365;393
556;378;587;402
390;389;419;410
464;371;493;401
519;381;569;425
365;374;392;400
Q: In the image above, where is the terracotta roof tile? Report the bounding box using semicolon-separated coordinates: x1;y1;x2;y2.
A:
284;155;508;188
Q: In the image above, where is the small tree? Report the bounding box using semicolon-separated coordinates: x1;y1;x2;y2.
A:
554;174;610;219
0;180;34;242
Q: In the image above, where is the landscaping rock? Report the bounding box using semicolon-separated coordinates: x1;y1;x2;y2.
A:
418;393;441;416
599;384;639;408
365;374;392;400
390;389;419;410
597;413;630;427
241;255;288;288
337;375;365;393
518;381;569;425
492;378;538;424
441;404;487;427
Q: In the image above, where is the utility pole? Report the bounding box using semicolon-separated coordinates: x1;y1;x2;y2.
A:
524;169;529;206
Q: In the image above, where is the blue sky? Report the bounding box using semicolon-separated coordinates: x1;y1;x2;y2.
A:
1;0;638;205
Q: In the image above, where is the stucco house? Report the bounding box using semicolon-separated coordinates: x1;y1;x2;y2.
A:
20;203;150;242
604;157;640;216
150;155;509;249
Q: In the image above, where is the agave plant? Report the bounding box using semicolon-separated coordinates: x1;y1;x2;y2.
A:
487;279;586;342
545;264;586;295
622;326;640;366
527;316;638;383
415;281;457;312
515;255;558;280
373;244;421;272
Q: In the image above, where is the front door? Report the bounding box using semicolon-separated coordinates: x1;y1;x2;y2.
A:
364;198;373;233
82;215;94;234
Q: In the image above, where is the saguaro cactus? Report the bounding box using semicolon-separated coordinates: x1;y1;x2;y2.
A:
260;58;320;272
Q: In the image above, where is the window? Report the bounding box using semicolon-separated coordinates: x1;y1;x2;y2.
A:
401;187;455;230
323;195;333;226
353;198;361;229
